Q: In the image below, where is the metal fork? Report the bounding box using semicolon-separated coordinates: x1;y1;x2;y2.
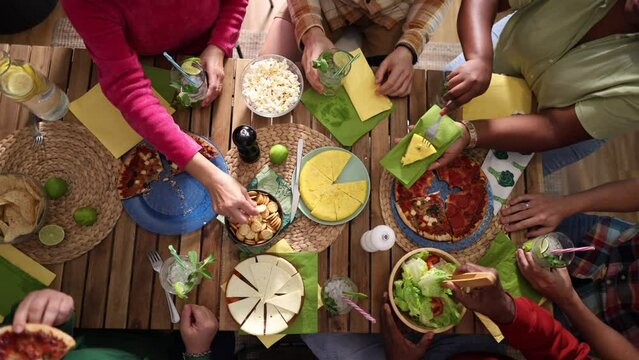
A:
147;251;181;323
32;115;43;147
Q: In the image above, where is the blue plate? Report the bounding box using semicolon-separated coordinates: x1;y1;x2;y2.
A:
390;174;493;252
122;135;228;236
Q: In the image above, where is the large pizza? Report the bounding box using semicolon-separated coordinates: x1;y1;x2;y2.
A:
394;154;489;242
0;324;76;360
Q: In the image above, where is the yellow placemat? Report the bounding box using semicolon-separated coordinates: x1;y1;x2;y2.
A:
69;84;175;159
343;48;392;121
463;74;532;120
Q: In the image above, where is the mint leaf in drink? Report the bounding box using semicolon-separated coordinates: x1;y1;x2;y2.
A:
188;250;198;267
200;269;212;279
183;84;199;94
168;245;188;270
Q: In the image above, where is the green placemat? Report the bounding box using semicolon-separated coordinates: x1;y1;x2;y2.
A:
142;65;173;104
0;257;48;320
380;105;462;188
301;87;394;146
478;232;543;303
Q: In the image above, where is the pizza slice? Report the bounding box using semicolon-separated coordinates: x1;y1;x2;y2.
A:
170;134;220;175
395;192;454;241
118;143;164;199
394;170;435;203
0;324;76;360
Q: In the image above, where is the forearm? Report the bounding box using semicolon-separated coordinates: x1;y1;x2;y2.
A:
184;152;223;190
458;0;498;63
208;0;248;57
558;292;639;360
563;178;639;214
473;107;591;152
397;0;450;58
289;0;324;48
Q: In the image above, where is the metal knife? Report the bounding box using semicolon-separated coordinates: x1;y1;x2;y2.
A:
290;139;304;220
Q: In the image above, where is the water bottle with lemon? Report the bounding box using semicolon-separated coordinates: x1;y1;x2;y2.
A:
0;50;69;120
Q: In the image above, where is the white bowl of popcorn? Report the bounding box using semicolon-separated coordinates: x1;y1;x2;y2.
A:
241;54;303;118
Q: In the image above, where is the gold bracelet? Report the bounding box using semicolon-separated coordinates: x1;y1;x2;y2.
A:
461;120;478;149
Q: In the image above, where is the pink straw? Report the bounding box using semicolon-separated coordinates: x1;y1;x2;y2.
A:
550;246;595;255
341;294;376;324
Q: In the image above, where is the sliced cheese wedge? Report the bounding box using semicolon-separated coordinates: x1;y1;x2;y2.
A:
241;300;266;336
250;262;274;294
266;292;302;314
327;150;351;180
226;274;259;298
276;305;296;322
264;266;292;301
335;191;362;221
334;180;368;204
311;186;339;221
265;303;289;335
234;258;257;287
305;155;334;182
255;254;280;265
276;273;304;295
228;297;259;325
275;258;298;276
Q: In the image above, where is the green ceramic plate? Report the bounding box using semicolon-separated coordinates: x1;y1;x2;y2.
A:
298;146;371;225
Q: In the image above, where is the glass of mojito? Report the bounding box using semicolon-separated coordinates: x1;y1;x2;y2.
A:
312;49;353;96
169;57;208;107
160;255;201;297
526;232;575;268
322;276;359;316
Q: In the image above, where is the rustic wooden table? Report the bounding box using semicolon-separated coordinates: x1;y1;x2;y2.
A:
0;44;544;334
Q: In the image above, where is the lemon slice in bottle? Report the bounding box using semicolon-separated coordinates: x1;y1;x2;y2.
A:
1;66;35;99
39;224;65;246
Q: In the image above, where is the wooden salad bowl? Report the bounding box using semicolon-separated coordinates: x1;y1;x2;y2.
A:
388;248;466;334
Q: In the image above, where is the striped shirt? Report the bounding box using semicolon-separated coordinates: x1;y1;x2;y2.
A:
288;0;450;57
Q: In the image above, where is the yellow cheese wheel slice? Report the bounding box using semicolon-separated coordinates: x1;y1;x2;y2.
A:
305;154;334;181
334;180;368;204
335;191;362;221
311;186;338;221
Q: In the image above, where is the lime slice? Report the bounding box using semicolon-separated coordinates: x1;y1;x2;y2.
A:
332;50;353;68
2;67;35;98
539;236;550;255
181;58;202;76
173;282;189;299
39;224;65;246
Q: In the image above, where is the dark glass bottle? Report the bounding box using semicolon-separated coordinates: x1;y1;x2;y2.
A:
232;125;260;163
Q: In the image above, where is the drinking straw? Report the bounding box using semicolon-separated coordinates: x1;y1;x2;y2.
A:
550;246;595;255
335;53;361;77
341;294;376;324
162;52;198;86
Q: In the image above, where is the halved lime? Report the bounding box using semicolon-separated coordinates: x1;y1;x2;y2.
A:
333;50;353;68
173;282;190;299
39;224;65;246
181;58;202;76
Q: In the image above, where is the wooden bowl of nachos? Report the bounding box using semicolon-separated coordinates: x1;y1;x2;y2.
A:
389;247;466;334
225;190;283;254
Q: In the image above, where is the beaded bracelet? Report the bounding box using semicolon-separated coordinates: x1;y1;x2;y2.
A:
461;120;478;149
183;350;211;360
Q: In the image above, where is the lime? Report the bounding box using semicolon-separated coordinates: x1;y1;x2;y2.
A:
44;177;69;199
73;207;98;226
173;282;190;299
181;58;202;76
39;224;65;246
333;50;353;68
269;144;289;165
522;240;533;252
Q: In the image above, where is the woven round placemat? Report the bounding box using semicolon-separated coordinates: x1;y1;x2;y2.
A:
225;123;344;252
380;149;503;264
0;121;122;264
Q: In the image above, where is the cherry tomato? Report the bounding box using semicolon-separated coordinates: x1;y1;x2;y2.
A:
426;255;440;268
431;297;444;317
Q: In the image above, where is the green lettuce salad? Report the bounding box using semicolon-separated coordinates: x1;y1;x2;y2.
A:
393;250;462;328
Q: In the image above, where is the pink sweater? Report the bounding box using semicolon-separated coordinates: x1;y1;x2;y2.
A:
62;0;248;168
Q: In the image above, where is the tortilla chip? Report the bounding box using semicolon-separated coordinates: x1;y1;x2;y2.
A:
0;175;45;242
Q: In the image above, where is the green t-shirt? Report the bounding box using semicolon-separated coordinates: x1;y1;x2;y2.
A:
494;0;639;139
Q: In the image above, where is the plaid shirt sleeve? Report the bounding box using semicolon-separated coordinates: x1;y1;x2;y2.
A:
397;0;451;58
288;0;324;49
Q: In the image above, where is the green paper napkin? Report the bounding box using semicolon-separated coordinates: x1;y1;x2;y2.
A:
380;105;462;188
301;87;394;146
238;251;319;334
142;65;173;104
478;232;543;303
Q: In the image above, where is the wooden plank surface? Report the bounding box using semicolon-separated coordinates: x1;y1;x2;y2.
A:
1;45;545;334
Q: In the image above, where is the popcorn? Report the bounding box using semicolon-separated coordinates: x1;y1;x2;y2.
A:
242;58;301;116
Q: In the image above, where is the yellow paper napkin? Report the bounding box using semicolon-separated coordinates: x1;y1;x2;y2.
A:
69;84;175;159
343;48;393;121
463;74;532;120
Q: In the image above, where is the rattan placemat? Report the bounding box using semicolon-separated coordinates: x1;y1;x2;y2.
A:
380;149;503;264
225;123;345;252
0;121;122;264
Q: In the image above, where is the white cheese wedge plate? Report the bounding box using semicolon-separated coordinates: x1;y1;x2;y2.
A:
228;297;259;326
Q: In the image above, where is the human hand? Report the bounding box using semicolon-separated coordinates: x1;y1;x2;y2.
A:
301;28;334;94
199;44;225;107
427;121;469;170
381;293;433;360
442;59;492;113
500;194;574;236
376;47;414;97
444;264;515;324
515;249;577;307
13;289;74;333
180;304;219;354
208;168;258;224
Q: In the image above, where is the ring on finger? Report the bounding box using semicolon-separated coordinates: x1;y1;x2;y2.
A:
525;202;530;209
